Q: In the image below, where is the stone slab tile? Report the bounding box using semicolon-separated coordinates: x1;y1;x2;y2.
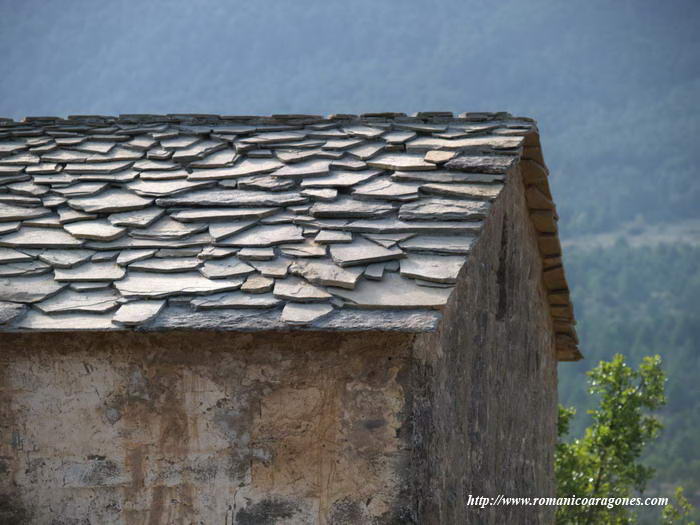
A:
0;274;66;303
281;302;333;325
116;271;244;298
328;272;452;309
330;237;403;267
399;253;466;283
190;291;281;310
35;288;120;314
112;300;166;326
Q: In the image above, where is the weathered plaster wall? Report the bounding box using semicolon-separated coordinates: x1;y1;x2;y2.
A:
410;163;558;524
0;331;415;524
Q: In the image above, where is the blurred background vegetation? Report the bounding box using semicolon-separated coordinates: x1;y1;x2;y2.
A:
1;0;698;521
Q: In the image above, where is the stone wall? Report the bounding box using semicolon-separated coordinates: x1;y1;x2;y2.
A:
0;331;415;524
410;162;559;524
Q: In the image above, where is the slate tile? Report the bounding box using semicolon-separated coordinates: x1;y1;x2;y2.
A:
68;189;153;213
0;260;51;277
399;197;490;221
129;257;201;273
0;248;34;264
116;271;244;298
0;227;83;248
237;175;295;192
16;310;116;330
129;216;208;240
63;161;132;174
159;135;201;150
444;155;516;174
241;274;274;293
0;274;66;303
298;169;382;189
53;182;109;197
310;197;395;219
280;240;327;258
289;259;362;289
189;148;237;168
399;253;466;284
156;189;306;208
54;262;126;282
344;219;483;235
342;125;385;139
281;302;333;325
352;177;421;201
208;221;257;241
237;247;275;260
64;220;126;241
347;142;385;160
108;207;164;228
112;300;166;326
116;249;156;266
420;183;502;201
399;235;476;255
330;237;403;267
367;153;436;171
170;207;276;222
0;194;43;207
391;170;504;184
0;222;20;235
321;138;364;151
250;258;291;278
138;169;189;180
364;263;385;280
330;157;367;171
272;159;331;178
190;291;281;310
0;301;27;325
172;139;227;162
37;249;95;268
328;272;452;309
199;256;255;279
133;159;180;171
126;178;214;197
7;181;50;196
215;224;304;247
35;288;120;314
314;230;352;244
273;276;332;302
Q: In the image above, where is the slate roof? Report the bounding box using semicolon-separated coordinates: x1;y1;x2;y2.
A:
0;112;580;361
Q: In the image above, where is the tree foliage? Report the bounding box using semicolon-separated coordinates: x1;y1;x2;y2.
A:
556;354;673;524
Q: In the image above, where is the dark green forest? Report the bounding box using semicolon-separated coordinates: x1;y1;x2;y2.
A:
1;0;698;517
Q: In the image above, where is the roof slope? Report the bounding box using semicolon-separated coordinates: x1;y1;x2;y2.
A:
0;111;579;360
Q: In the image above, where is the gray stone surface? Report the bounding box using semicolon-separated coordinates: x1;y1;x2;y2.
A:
328;272;452;309
273;277;332;302
0;227;84;249
399;197;490;221
199;256;255;279
188;158;283;179
64;220;126;241
68;189;153;213
399;254;466;283
281;302;334;325
310;197;395;218
169;207;276;222
367;153;436;171
129;257;201;273
290;259;362;289
300;169;382;188
400;235;476;254
107;207;164;228
0;301;26;324
156;189;306;207
190;291;281;310
420;183;503;201
0;275;66;303
330;237;403;267
129;217;207;240
54;262;126;282
116;271;244;298
240;274;274;294
215;224;304;247
36;249;95;268
0;205;51;222
112;300;166;326
35;288;120;314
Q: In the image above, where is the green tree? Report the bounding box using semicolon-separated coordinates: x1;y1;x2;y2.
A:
555;354;683;524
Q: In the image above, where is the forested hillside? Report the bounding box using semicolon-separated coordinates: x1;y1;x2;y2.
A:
1;0;698;514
